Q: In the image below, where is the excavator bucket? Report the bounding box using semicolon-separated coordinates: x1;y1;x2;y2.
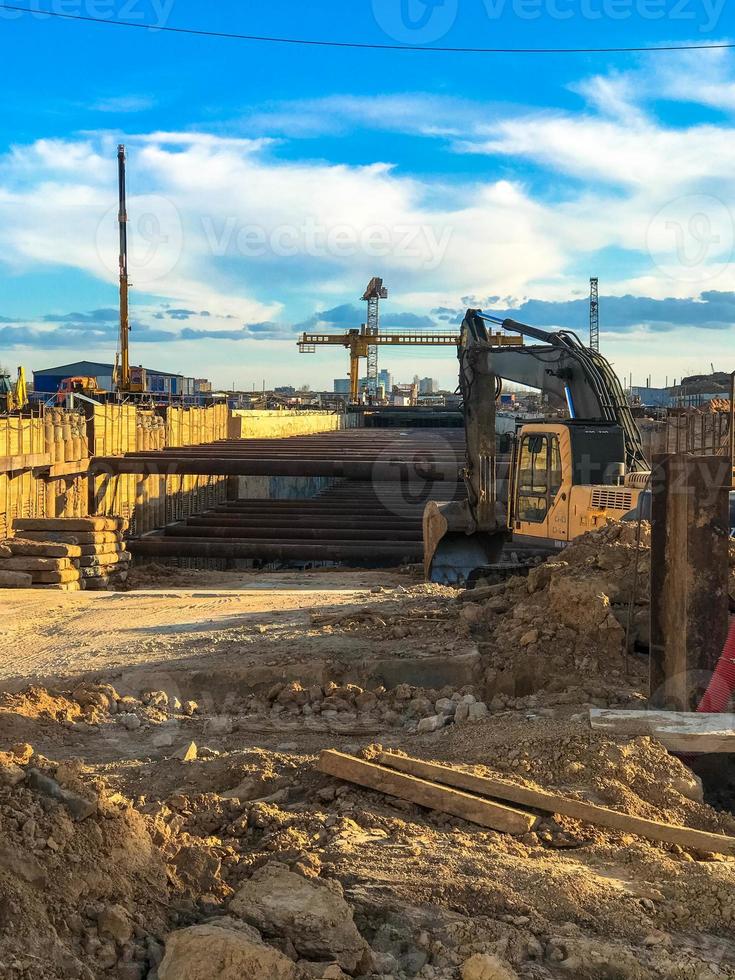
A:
423;499;507;586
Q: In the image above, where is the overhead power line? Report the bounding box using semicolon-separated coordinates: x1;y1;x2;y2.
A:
1;3;734;55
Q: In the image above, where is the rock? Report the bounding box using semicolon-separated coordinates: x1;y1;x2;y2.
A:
394;684;412;701
26;768;96;820
526;563;555;594
182;700;198;716
417;715;446;734
461;953;518;980
0;844;45;884
0;761;25;786
230;862;370;972
158;922;297;980
435;698;457;716
460;603;485;625
97;905;133;944
116;964;145;980
10;742;34;763
519;629;539;647
118;713;141;732
299;963;349;979
172;844;222;893
467;702;489;722
455;702;470;724
172;742;198;762
152;732;174;749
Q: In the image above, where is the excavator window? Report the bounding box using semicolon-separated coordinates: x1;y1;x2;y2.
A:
516;434;563;524
517;434;550;523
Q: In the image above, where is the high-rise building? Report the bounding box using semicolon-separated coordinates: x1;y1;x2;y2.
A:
419;377;438;395
333;378;351;394
378;368;392;392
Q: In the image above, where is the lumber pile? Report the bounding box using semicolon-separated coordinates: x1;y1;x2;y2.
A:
0;517;131;591
318;749;735;856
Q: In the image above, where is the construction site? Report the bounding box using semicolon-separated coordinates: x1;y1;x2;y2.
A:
2;50;735;980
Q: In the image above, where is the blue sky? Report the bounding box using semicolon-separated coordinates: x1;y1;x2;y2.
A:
2;0;735;390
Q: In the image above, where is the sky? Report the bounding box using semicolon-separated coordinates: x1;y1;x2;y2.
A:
2;0;735;391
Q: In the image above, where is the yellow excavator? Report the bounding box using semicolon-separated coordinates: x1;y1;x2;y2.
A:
0;367;28;413
424;310;651;583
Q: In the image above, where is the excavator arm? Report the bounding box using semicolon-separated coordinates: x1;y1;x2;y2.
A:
465;310;648;474
423;309;648;583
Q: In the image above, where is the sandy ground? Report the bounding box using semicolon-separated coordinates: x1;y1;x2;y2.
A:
0;568;412;691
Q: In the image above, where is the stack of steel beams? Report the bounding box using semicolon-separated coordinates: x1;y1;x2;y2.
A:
123;427;472;566
128;479;467;564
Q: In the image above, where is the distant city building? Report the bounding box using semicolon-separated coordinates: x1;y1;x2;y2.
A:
194;378;212;394
418;377;438;395
378;368;392;392
275;385;296;394
333;378;351;395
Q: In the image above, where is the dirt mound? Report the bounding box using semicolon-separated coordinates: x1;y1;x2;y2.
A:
0;751;173;980
457;521;652;703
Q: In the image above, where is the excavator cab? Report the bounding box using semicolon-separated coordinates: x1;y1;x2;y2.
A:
509;420;636;552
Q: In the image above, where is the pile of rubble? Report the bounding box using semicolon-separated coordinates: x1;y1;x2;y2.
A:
456;521;652;703
0;746;171;980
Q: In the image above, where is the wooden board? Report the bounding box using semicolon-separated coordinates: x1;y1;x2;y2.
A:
78;552;130;568
318;750;538;835
77;543;127;557
0;570;33;588
33;581;82;591
6;540;82;558
589;708;735;753
19;531;120;545
0;453;52;475
31;568;80;584
377;752;735;856
0;556;70;571
14;517;126;532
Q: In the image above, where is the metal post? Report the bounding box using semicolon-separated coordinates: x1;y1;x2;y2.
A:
118;144;130;392
650;453;730;709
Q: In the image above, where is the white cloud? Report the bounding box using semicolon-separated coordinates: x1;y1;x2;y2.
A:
90;96;155;114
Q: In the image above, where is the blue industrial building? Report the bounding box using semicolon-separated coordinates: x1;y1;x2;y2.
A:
33;360;199;397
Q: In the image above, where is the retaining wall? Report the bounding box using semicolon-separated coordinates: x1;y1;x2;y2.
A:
228;410;344;440
0;405;344;540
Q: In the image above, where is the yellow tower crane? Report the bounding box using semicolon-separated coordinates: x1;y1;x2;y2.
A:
297;323;522;403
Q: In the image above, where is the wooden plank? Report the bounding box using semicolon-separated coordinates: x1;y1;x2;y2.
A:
0;556;70;571
31;568;80;584
318;750;538;834
0;570;33;588
0;453;53;475
590;708;735;754
14;517;126;532
5;540;82;558
377;752;735;856
19;531;120;545
43;460;91;478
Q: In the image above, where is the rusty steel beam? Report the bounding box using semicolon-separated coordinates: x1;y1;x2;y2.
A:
91;457;461;480
164;525;421;541
185;516;422;529
128;537;421;562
